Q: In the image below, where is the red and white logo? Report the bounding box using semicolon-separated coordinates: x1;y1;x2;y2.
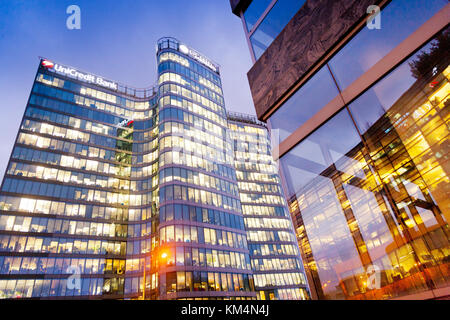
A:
41;60;54;69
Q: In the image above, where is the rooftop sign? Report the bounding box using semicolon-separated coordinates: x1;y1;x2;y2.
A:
178;44;219;73
41;59;118;91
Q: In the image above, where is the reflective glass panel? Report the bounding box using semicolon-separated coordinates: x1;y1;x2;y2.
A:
328;0;447;91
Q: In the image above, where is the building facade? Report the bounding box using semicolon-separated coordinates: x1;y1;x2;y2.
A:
231;0;450;299
0;37;308;299
228;112;309;300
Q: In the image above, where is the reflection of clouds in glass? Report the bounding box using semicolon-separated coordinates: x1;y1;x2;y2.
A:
330;150;366;180
403;180;426;201
372;63;415;111
328;0;447;90
416;207;438;228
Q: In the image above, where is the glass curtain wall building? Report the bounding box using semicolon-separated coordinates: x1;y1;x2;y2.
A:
0;37;308;300
231;0;450;299
227;112;309;300
156;38;255;300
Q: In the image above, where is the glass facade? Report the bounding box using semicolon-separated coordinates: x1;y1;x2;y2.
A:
0;37;308;300
241;0;306;61
156;38;256;300
279;26;450;299
231;0;449;300
228;113;309;300
268;0;448;141
0;60;159;299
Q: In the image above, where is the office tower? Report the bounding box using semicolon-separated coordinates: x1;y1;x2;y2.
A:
227;112;309;300
0;37;308;300
230;0;450;299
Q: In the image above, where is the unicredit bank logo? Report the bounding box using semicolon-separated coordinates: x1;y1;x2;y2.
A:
41;60;118;91
41;60;54;69
118;119;134;127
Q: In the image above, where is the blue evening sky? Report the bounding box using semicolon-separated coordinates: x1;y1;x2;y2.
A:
0;0;254;181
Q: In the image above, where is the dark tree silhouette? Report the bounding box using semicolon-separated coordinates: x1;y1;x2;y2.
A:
409;29;450;79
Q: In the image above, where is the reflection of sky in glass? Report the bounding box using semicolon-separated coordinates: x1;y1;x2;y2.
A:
328;0;447;91
250;0;306;59
348;42;433;134
281;109;361;198
243;0;273;32
269;66;339;141
416;207;438;228
299;175;362;299
343;184;394;261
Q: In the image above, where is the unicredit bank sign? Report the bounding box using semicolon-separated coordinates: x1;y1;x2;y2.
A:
41;59;118;91
178;45;218;73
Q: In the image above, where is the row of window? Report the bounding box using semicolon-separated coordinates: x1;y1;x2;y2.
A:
159;149;235;182
25;105;134;140
160;121;230;153
0;196;152;222
160;134;229;164
22;118;135;153
248;243;299;257
8;161;131;192
33;81;135;121
158;50;221;85
228;123;266;138
160;224;247;250
159;96;227;128
238;181;280;194
159;204;245;230
259;287;309;300
159;71;224;106
236;170;280;184
158;50;221;87
165;271;253;294
242;204;288;218
161;246;251;271
160;119;225;147
36;74;155;118
240;192;285;205
244;217;292;230
159;83;225;119
0;214;129;238
160;184;241;212
160;166;239;197
2;177;153;206
158;67;222;96
12;146;131;177
17;132;132;164
0;277;105;299
38;72;154;111
0;256;126;275
233;139;270;155
0;234;125;255
0;232;152;257
247;230;296;243
251;257;301;272
253;272;307;289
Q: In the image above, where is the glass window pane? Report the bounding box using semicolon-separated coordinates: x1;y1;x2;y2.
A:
269;65;339;142
328;0;447;91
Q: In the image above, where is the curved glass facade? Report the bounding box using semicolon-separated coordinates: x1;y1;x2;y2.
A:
281;29;450;300
0;64;159;299
228;114;309;300
0;37;308;300
156;38;255;300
